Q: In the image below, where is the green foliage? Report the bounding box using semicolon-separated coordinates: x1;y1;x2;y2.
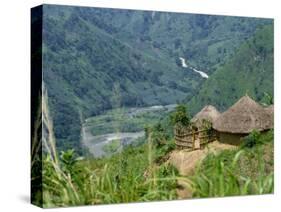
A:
262;92;274;106
144;121;176;163
155;163;179;191
241;129;273;149
85;106;174;136
60;149;83;173
75;7;271;75
190;151;273;197
150;123;169;147
188;24;274;114
41;4;271;152
241;130;262;148
102;139;121;154
38;88;178;207
154;139;176;164
201;119;213;136
170;105;190;126
189;130;274;197
39;91;274;207
42;143;179;207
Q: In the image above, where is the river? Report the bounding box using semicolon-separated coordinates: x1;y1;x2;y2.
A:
179;57;209;78
81;104;177;158
81;128;145;158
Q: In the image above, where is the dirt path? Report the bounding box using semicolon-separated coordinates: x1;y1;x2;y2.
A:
168;140;237;199
169;140;236;176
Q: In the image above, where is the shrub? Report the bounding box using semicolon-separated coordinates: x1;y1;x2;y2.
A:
201;119;213;136
241;130;262;148
170;104;190;127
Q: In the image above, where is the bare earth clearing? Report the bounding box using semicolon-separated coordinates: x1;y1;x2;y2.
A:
168;140;237;198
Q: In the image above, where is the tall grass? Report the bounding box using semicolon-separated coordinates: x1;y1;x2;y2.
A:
189;131;274;198
33;85;274;207
35;85;179;207
42;140;179;207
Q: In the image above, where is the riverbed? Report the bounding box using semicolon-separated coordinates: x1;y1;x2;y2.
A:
81;128;145;158
81;104;177;158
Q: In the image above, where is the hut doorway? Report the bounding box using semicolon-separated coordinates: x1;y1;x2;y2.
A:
174;125;216;151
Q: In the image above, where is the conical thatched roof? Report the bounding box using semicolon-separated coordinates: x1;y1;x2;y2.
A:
213;95;273;133
191;105;221;126
265;105;274;128
265;105;274;115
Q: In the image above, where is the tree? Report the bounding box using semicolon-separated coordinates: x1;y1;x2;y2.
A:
170;104;190;127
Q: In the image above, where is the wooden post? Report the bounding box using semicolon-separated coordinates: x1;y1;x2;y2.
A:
192;128;195;150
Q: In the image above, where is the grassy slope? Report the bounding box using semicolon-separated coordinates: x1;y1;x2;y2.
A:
38;88;274;207
188;24;274;114
40;129;273;207
190;130;274;197
42;142;179;207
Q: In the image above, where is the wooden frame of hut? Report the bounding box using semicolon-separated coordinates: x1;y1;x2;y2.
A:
174;105;221;150
213;95;274;145
174;124;195;150
191;105;220;148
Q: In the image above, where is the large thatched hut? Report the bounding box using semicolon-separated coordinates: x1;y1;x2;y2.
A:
213;95;274;145
191;105;221;128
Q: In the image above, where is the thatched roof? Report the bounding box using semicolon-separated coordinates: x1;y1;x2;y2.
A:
265;105;274;115
265;105;274;128
191;105;221;126
213;95;273;134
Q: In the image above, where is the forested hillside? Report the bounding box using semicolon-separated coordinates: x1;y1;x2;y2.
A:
188;24;273;114
41;4;272;152
73;6;271;72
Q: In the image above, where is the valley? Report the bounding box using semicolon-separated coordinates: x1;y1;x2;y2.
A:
81;129;145;158
41;5;272;153
81;104;177;157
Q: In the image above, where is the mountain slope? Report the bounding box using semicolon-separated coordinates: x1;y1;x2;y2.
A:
42;6;202;151
73;6;271;73
188;24;273;114
40;4;272;152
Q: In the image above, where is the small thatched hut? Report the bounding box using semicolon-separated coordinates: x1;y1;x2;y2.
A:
191;105;221;128
213;95;274;145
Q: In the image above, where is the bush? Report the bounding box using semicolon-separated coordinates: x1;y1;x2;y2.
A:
201;119;213;136
241;130;262;148
170;104;190;127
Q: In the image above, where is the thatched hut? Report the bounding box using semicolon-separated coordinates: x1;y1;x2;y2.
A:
178;105;221;149
213;95;274;145
191;105;221;128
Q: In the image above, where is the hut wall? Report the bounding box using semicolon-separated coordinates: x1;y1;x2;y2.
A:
218;132;246;145
174;126;194;150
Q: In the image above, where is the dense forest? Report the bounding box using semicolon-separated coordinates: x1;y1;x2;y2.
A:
41;5;272;153
188;24;274;114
